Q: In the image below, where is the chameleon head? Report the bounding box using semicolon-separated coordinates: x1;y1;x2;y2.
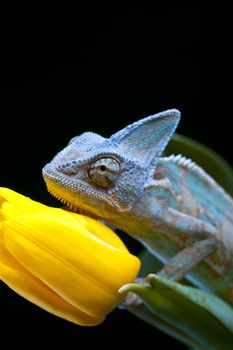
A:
42;132;146;218
42;109;180;218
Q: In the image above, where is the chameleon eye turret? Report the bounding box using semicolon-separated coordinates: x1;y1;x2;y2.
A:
88;157;121;188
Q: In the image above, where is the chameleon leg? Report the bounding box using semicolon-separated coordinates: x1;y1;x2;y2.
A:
157;237;217;281
120;238;216;309
159;207;219;239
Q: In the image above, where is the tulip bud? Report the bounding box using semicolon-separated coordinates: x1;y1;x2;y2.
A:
0;187;140;325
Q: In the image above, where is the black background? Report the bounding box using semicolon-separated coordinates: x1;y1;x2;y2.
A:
0;6;230;349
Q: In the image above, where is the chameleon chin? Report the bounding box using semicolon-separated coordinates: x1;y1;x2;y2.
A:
42;109;233;307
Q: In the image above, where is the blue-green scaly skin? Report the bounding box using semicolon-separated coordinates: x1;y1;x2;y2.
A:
42;109;233;306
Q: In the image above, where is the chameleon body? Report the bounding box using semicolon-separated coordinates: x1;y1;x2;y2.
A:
42;109;233;306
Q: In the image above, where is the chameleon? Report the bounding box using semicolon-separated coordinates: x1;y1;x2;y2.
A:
42;109;233;306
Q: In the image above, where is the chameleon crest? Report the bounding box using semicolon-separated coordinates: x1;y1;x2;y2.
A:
43;109;233;306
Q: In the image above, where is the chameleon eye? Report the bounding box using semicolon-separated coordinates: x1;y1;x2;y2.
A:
88;157;121;188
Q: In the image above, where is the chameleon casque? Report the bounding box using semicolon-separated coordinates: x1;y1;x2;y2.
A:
42;109;233;306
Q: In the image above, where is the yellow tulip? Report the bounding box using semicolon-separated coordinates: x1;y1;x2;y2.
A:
0;187;140;326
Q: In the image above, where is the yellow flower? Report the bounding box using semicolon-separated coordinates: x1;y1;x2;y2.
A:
0;187;140;326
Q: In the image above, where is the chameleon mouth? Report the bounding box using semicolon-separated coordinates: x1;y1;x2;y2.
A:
46;184;78;211
45;182;96;217
42;165;131;217
42;165;96;216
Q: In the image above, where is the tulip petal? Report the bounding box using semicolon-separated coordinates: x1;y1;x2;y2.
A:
0;187;50;214
0;187;130;251
0;237;104;325
2;214;140;317
0;187;140;322
65;212;129;251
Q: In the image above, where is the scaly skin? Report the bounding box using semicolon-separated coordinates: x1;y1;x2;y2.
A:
42;109;233;306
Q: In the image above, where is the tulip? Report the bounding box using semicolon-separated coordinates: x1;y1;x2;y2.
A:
0;187;140;325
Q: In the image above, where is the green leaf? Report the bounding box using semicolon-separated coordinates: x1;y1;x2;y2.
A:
121;300;203;349
165;134;233;196
119;275;233;350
